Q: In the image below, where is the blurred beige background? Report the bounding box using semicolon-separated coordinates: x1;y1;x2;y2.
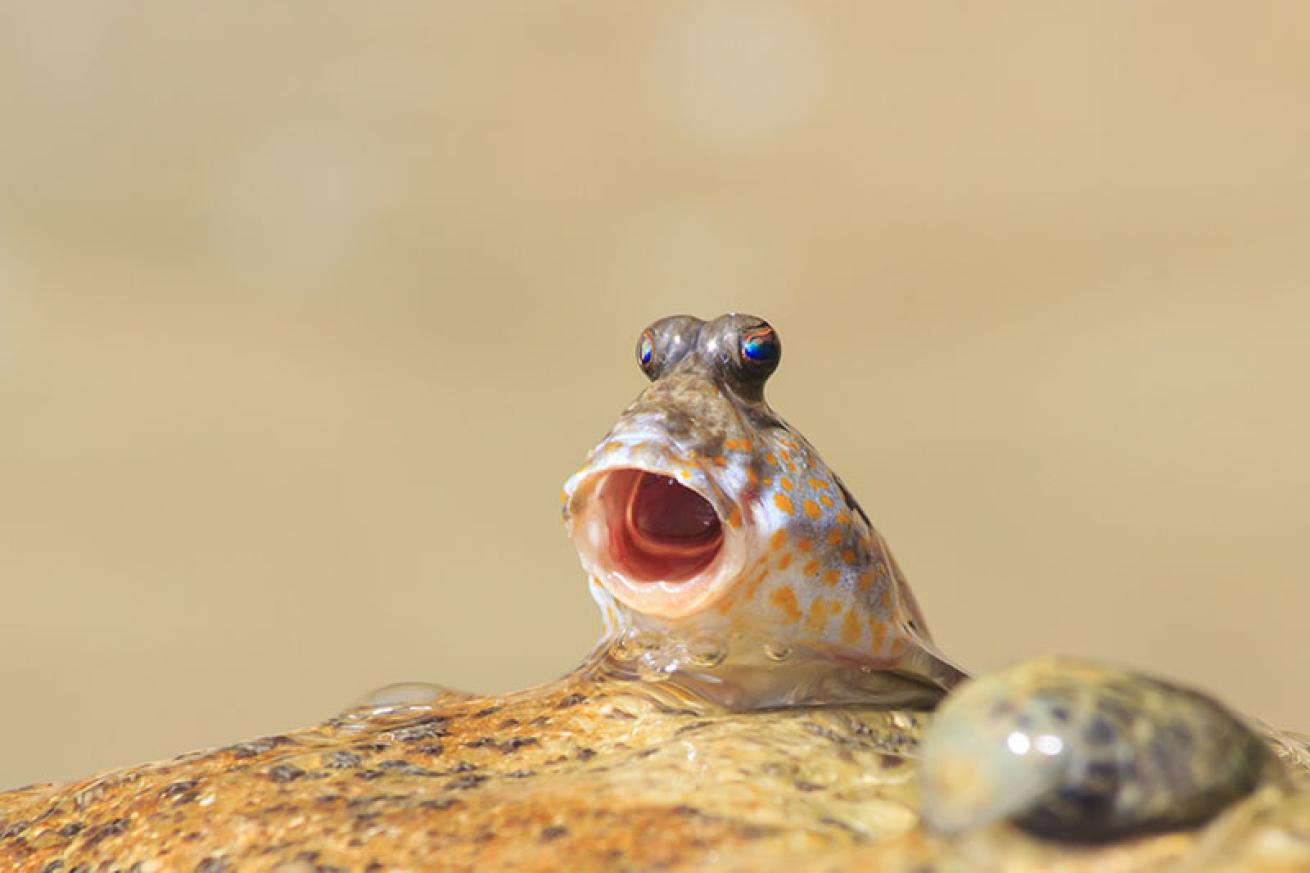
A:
2;1;1309;791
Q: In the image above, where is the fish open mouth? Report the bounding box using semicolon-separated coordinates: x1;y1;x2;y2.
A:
567;464;748;618
610;470;722;581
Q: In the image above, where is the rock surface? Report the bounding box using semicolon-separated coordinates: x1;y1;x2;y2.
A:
3;667;1309;872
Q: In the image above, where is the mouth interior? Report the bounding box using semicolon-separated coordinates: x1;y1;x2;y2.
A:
607;470;723;583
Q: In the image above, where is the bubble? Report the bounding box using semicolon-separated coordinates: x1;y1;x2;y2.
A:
355;681;458;713
632;631;663;651
763;643;793;662
609;630;645;662
637;657;675;683
685;636;728;668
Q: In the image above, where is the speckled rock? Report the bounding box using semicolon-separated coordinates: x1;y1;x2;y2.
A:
2;666;1308;873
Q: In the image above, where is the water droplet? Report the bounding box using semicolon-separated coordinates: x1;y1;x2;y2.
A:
342;682;472;725
637;657;675;683
763;643;793;662
358;681;455;709
632;631;663;651
609;631;642;661
686;636;727;668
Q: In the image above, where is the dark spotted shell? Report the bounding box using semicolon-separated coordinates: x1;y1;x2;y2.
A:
920;657;1277;844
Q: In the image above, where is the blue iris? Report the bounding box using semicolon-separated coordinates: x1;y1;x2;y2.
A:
639;335;654;366
742;330;779;363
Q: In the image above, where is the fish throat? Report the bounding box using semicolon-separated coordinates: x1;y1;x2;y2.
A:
603;470;724;583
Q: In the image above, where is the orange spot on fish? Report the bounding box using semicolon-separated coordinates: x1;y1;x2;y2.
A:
797;538;813;553
870;620;887;653
727;506;743;529
819;494;834;507
841;609;862;645
770;529;787;550
742;568;771;602
786;461;798;473
802;499;822;519
826;529;843;546
805;597;829;633
857;572;873;591
769;586;802;623
765;453;778;466
835;511;851;526
841;549;856;565
774;493;794;514
778;553;793;569
823;569;840;587
809;477;830;491
780;477;794;491
715;591;738;614
747;468;759;487
879;587;891;610
677;469;691;481
803;559;820;576
779;448;790;462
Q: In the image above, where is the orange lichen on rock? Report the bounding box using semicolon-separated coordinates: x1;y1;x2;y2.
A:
0;676;931;873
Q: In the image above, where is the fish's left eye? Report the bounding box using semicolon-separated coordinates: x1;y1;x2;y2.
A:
740;326;781;369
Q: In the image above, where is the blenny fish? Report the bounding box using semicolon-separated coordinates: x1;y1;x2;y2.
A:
564;312;966;708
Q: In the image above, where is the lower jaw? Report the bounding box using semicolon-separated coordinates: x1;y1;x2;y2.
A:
595;566;733;620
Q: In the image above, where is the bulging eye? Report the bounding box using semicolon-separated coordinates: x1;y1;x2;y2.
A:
740;326;781;369
635;315;704;380
637;331;656;373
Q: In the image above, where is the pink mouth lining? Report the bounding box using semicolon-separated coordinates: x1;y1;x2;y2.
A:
602;470;723;583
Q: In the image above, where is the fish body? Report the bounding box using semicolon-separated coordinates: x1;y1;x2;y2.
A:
563;314;965;707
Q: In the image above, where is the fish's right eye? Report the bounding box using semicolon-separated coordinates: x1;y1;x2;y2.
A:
635;315;703;381
637;330;656;373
